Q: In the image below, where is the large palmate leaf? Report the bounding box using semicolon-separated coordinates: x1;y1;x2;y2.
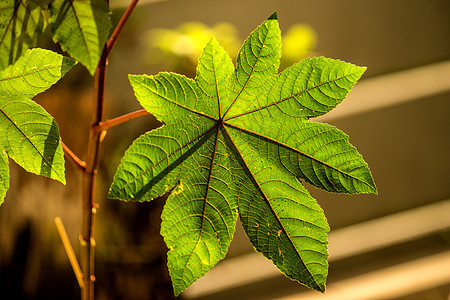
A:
0;48;76;204
0;0;46;70
49;0;111;75
109;13;376;295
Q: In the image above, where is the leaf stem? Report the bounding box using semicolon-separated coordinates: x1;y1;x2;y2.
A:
61;141;87;172
95;109;150;132
106;0;140;57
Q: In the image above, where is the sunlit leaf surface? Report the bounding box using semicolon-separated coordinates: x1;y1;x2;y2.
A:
109;13;376;295
0;48;76;204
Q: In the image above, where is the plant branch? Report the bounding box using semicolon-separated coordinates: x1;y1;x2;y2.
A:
80;45;107;300
62;141;87;172
106;0;139;57
80;2;139;298
95;109;150;132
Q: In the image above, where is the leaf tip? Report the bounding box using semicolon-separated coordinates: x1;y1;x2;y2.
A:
357;65;368;77
364;171;378;195
106;185;125;201
207;35;219;44
61;57;77;77
268;12;278;20
128;74;142;87
203;36;221;52
370;182;378;195
173;286;182;297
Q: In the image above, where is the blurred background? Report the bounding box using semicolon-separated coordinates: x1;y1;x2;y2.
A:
0;0;449;299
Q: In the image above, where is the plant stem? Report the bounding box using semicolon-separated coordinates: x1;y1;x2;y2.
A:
80;1;139;299
81;45;107;300
96;109;150;132
62;141;87;172
106;0;139;57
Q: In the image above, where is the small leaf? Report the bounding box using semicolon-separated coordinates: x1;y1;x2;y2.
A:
0;48;76;204
0;0;46;70
110;13;376;295
49;0;112;75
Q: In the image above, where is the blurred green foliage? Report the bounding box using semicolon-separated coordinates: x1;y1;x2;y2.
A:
143;21;317;75
281;23;317;68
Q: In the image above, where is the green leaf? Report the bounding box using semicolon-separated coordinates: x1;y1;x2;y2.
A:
49;0;112;75
0;151;8;205
109;14;376;295
0;48;76;204
0;0;46;70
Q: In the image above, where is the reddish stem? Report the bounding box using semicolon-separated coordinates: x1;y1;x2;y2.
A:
61;141;87;172
80;1;140;300
95;109;150;132
106;0;140;57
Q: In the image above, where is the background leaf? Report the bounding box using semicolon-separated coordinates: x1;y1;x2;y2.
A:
0;48;76;204
110;13;376;295
0;0;46;70
49;0;111;75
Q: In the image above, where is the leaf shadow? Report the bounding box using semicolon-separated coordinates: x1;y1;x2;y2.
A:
7;2;19;67
2;0;45;70
48;0;71;34
40;118;62;180
132;127;217;200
